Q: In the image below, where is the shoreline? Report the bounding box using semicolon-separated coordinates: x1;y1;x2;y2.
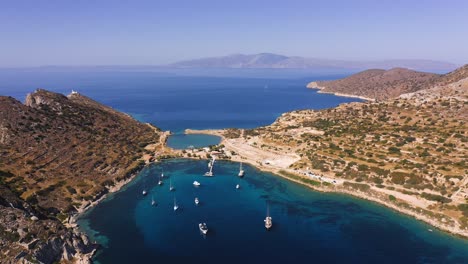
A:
179;129;468;239
307;81;375;101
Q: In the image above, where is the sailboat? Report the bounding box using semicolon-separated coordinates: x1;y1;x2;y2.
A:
161;168;165;178
142;190;147;196
158;175;163;186
169;177;175;192
194;197;200;206
173;197;179;211
236;183;240;189
199;223;208;235
151;195;156;206
204;156;215;176
238;162;245;177
264;204;272;230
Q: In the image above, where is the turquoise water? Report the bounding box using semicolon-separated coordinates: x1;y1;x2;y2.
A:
166;134;221;149
78;159;468;263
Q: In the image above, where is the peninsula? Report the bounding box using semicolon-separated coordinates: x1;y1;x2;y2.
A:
0;90;166;263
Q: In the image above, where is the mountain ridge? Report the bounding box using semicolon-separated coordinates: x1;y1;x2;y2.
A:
167;53;458;72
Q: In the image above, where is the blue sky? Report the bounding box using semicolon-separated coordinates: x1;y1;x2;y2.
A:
1;0;467;66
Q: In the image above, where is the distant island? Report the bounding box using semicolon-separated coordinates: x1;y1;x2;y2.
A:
166;53;458;72
182;64;468;238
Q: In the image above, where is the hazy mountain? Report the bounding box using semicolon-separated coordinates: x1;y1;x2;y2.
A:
167;53;458;72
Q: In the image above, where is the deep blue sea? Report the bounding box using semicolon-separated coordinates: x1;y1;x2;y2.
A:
1;69;467;263
0;69;357;132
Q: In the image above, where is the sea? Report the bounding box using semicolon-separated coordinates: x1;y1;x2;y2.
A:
1;69;467;263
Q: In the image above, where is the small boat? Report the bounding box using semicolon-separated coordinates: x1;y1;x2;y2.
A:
173;197;179;211
158;175;163;186
151;195;156;206
142;190;147;196
169;178;175;192
195;197;200;205
199;223;208;235
193;181;201;187
428;229;433;232
236;184;240;189
161;168;165;178
264;204;272;230
204;157;215;176
238;162;245;177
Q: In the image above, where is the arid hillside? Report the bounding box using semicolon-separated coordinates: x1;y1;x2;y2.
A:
307;68;440;100
0;89;162;263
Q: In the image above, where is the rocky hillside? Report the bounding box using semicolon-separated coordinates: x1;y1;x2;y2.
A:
0;89;162;263
307;68;441;100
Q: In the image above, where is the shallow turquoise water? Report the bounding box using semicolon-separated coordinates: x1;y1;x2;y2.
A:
166;134;221;149
78;159;468;263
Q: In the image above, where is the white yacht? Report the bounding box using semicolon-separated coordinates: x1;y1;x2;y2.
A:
199;223;208;235
193;181;201;187
238;162;245;177
151;195;156;206
194;197;200;206
236;184;240;189
142;190;147;196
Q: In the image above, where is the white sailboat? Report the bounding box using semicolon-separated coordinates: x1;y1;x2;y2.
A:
238;162;245;177
142;190;147;196
173;197;179;211
161;168;165;178
264;204;272;230
236;183;240;189
169;177;175;191
199;223;208;235
151;195;156;206
158;175;163;186
194;197;200;206
204;156;215;176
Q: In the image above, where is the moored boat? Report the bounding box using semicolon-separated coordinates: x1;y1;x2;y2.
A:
238;162;245;177
199;223;208;235
264;204;272;230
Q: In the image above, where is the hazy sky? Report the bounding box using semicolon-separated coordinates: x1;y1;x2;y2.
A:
1;0;467;66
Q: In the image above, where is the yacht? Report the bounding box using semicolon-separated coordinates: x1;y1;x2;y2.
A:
236;184;240;189
142;190;147;196
161;168;164;178
193;181;201;187
199;223;208;235
238;162;245;177
264;204;272;230
151;195;156;206
195;197;200;206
